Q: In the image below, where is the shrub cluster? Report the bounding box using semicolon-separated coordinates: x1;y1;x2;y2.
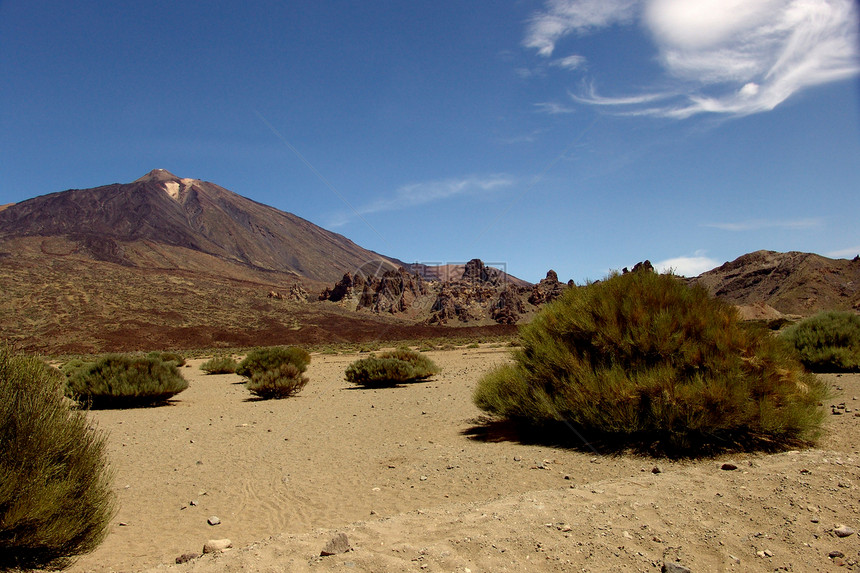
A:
473;270;829;455
65;354;188;409
200;355;238;374
345;349;439;387
0;344;115;570
246;363;309;399
781;311;860;372
236;346;311;400
147;351;186;367
236;346;311;378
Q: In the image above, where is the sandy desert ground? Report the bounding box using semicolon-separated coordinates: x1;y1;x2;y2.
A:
65;346;860;573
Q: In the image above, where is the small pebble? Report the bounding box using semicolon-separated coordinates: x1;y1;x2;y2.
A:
834;525;855;538
207;516;221;526
830;550;845;559
721;462;738;471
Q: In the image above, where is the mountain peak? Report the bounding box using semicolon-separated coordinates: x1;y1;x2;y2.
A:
134;169;181;183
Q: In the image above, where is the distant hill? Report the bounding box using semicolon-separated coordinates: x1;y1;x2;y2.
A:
0;169;401;284
692;250;860;316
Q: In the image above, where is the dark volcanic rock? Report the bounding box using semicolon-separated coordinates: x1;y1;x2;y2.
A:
529;269;568;305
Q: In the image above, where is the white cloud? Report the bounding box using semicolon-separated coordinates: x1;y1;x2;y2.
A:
327;175;515;227
524;0;640;56
526;0;860;118
654;251;720;276
551;54;587;70
703;218;823;231
535;101;577;114
826;246;860;258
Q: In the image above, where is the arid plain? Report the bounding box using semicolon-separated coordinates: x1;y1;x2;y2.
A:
63;347;860;573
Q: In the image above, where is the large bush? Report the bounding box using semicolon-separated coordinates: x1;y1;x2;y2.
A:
781;311;860;372
473;270;829;455
236;346;311;379
66;354;188;409
345;349;439;387
200;355;238;374
0;344;115;570
246;363;309;399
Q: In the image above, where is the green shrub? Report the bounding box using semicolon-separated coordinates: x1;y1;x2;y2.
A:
377;349;439;379
200;355;238;374
66;354;188;409
781;311;860;372
345;350;439;387
147;351;186;367
473;270;829;455
246;363;309;399
236;346;311;378
0;344;115;570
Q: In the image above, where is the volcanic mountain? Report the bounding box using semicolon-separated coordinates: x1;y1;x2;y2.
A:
0;169;398;283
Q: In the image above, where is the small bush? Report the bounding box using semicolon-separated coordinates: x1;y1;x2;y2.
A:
236;346;311;378
200;356;238;374
147;351;186;367
473;270;829;456
246;363;309;399
377;349;439;379
345;350;440;387
66;354;188;409
0;343;115;570
782;311;860;372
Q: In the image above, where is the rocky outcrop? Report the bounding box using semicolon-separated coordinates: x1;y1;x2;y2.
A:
528;270;567;305
357;267;427;314
492;284;526;324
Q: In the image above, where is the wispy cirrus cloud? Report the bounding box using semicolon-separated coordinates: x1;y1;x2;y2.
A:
526;0;860;118
327;175;515;227
703;218;823;231
534;101;577;114
826;246;860;258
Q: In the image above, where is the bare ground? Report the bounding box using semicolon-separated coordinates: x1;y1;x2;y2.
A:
66;348;860;573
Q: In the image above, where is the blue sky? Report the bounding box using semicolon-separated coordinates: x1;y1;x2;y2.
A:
1;1;858;283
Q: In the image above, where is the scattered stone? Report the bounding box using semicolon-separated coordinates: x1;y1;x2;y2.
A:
764;549;774;557
662;562;691;573
175;553;198;564
207;516;221;526
728;554;741;564
834;525;855;538
202;539;232;554
721;462;738;471
189;500;198;506
320;532;351;556
830;550;845;559
652;466;662;474
118;522;128;527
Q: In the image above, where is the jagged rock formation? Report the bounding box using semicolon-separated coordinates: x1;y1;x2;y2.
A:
528;270;567;305
319;257;556;325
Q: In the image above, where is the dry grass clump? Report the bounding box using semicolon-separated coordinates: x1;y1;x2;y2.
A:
200;355;238;374
0;343;115;570
473;270;829;456
65;354;188;409
345;349;439;388
781;311;860;372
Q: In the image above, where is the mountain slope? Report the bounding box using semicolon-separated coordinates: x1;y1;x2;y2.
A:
0;169;398;283
692;250;860;315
